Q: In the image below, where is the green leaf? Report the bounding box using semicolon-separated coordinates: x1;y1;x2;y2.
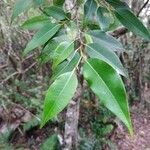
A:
21;15;50;30
39;40;59;64
11;0;33;21
83;58;132;134
43;6;66;20
86;43;127;77
52;52;80;80
34;0;45;6
24;23;61;55
40;134;59;150
97;6;113;31
53;0;65;7
41;72;78;127
52;41;74;69
84;0;97;21
88;30;123;51
106;0;150;40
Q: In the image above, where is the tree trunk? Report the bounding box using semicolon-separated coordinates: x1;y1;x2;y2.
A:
63;0;82;149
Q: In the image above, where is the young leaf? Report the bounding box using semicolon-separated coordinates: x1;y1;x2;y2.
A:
41;72;78;127
88;30;123;51
52;41;74;69
97;6;113;31
83;58;132;134
11;0;33;21
21;15;50;30
106;0;150;40
84;0;97;21
43;6;66;20
24;23;61;55
86;43;127;77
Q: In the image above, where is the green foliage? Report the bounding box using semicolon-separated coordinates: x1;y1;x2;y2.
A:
106;0;150;40
24;23;61;55
11;0;33;21
88;30;124;51
83;59;132;134
41;72;78;127
97;6;113;31
21;15;50;30
84;0;97;21
12;0;150;133
85;43;127;76
43;6;66;20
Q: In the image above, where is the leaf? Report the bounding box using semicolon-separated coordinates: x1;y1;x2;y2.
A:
53;0;65;7
83;58;132;134
34;0;45;6
40;134;59;150
106;0;150;40
97;6;113;31
11;0;33;21
43;6;66;20
41;72;78;127
21;15;50;30
84;0;97;21
24;23;61;55
86;43;127;77
52;41;74;69
39;40;59;64
52;52;80;80
88;30;123;51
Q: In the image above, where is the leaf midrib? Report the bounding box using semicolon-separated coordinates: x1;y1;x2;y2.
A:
43;72;74;123
26;24;60;51
86;44;124;76
86;60;128;122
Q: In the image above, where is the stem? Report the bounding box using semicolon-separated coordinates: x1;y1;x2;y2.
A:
63;0;83;149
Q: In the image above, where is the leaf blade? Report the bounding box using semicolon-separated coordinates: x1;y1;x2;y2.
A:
88;30;124;51
83;58;132;134
106;0;150;40
86;43;127;77
24;23;61;55
12;0;33;21
41;72;78;127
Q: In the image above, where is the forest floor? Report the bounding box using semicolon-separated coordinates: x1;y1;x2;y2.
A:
0;100;150;150
111;102;150;150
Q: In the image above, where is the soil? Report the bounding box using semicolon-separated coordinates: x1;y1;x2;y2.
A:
111;103;150;150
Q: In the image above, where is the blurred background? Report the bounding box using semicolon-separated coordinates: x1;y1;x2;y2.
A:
0;0;150;149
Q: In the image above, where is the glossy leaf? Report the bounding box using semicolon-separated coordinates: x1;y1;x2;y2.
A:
52;41;74;68
52;52;80;79
43;6;66;20
84;0;97;21
83;58;132;134
106;0;150;40
11;0;33;21
21;15;50;30
24;23;61;55
88;30;123;51
86;43;127;77
97;6;113;31
41;72;78;127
